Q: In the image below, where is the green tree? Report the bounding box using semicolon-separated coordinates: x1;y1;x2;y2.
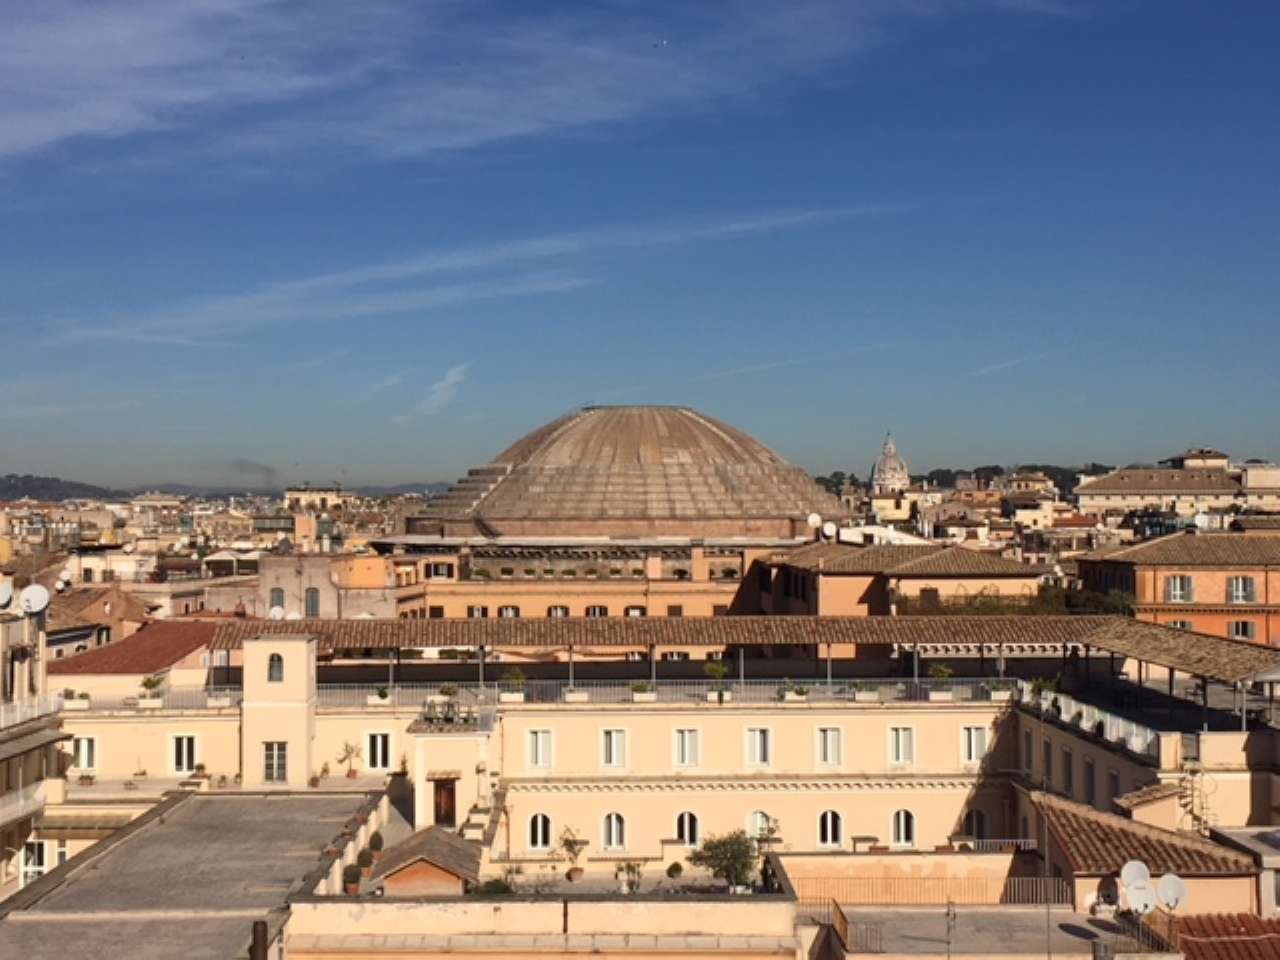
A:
688;831;757;888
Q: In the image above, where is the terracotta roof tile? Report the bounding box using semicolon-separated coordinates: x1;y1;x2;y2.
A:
1029;791;1254;876
371;826;481;884
1077;469;1241;495
778;542;1041;577
1178;914;1280;960
48;620;217;675
1078;531;1280;567
1112;780;1182;810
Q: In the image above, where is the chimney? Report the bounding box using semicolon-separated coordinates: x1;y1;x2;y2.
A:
249;920;268;960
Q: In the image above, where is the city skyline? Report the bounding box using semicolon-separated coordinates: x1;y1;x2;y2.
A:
2;1;1278;486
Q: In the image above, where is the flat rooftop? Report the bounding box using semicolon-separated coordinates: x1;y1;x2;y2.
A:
0;792;365;960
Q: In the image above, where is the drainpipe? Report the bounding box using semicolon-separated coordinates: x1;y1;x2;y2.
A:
249;920;268;960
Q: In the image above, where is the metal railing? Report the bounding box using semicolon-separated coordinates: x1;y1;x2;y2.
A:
67;687;242;710
0;781;46;825
792;875;1072;906
957;838;1038;853
0;694;62;731
1018;682;1160;760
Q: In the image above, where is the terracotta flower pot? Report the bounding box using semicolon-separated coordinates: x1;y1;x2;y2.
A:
566;867;584;882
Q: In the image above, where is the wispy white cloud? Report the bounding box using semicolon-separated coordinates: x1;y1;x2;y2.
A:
392;362;470;422
969;351;1049;376
0;1;1081;165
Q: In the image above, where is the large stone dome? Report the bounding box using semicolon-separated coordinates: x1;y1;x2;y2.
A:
426;405;847;538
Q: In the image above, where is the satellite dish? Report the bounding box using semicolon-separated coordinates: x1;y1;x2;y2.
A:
269;606;285;621
806;513;823;529
55;581;66;593
285;611;302;621
1126;882;1157;916
0;582;12;609
822;521;838;539
1120;860;1150;888
1157;873;1188;911
59;568;72;582
19;584;50;615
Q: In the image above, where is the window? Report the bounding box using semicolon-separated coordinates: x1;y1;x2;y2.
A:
602;729;627;768
676;811;699;846
498;605;520;618
304;587;320;618
713;604;729;616
269;587;285;610
749;810;773;841
1228;576;1257;604
585;605;608;618
1164;575;1194;603
72;736;96;770
1108;769;1120;801
430;562;454;578
367;733;390;770
963;809;986;840
264;742;287;783
603;812;626;850
1042;739;1053;787
172;735;196;774
428;606;444;618
1022;730;1032;772
624;605;646;617
818;810;843;848
22;841;46;883
1168;620;1193;631
267;653;284;683
890;727;915;765
547;605;569;618
666;604;684;617
1229;620;1258;642
82;569;94;583
892;810;916;848
660;651;690;661
818;727;842;766
467;605;489;618
1062;747;1074;795
962;726;988;764
747;727;772;766
1083;757;1096;805
528;730;552;768
56;840;68;866
529;813;552;850
675;729;700;767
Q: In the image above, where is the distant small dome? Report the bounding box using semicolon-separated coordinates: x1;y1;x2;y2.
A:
872;434;910;494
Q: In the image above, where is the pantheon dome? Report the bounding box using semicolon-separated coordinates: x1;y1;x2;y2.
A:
422;405;848;539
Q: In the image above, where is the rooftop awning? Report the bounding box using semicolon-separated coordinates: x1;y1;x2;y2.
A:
0;726;71;764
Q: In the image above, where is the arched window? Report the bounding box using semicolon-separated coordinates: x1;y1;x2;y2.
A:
676;811;699;846
749;810;773;841
818;810;842;848
304;587;320;618
892;809;915;848
603;812;626;850
529;814;551;850
269;587;284;610
963;809;986;840
268;653;284;683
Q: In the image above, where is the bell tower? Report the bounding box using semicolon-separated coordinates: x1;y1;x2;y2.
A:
240;633;316;788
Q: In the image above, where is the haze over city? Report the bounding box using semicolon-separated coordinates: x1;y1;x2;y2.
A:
2;1;1278;487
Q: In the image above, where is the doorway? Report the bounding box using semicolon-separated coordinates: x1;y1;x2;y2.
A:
433;779;457;827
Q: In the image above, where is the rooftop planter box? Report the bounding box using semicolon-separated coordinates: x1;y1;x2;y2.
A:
137;697;163;709
366;688;391;706
63;698;90;711
782;690;808;703
927;689;954;702
854;689;880;703
991;689;1014;703
499;691;525;703
563;690;589;703
632;691;658;703
706;690;732;703
206;695;232;708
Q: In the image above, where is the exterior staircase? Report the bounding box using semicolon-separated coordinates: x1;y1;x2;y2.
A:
1178;761;1216;836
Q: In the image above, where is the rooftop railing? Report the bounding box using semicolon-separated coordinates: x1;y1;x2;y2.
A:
1017;681;1160;760
0;694;63;731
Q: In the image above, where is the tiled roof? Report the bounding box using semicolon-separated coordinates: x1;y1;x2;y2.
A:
1077;531;1280;566
1112;780;1182;810
1076;469;1240;495
1028;791;1254;876
1077;617;1280;685
1177;914;1280;960
778;542;1041;577
371;826;481;884
1234;516;1280;531
49;621;217;675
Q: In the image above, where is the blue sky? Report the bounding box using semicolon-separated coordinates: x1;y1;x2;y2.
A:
2;0;1277;488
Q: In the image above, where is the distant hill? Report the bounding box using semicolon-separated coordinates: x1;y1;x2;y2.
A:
0;474;121;501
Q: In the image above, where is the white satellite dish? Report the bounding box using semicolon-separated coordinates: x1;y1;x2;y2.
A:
806;512;823;529
269;605;285;621
285;611;302;621
1157;873;1188;911
59;568;72;582
821;521;837;539
54;581;66;593
1126;882;1157;916
19;584;50;615
0;581;12;609
1120;860;1150;888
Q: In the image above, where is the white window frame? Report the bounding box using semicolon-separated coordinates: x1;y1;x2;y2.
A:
818;809;843;849
1229;620;1258;642
889;726;915;766
674;728;700;768
676;810;700;847
746;727;773;767
366;731;392;771
497;605;520;619
1165;574;1194;603
585;605;609;618
21;841;46;883
1168;620;1194;631
547;605;569;618
171;733;197;775
603;812;626;850
748;810;773;842
961;726;988;765
601;728;627;769
817;726;843;767
264;741;287;783
528;729;553;769
1228;576;1257;604
891;809;916;849
529;813;552;851
72;736;97;771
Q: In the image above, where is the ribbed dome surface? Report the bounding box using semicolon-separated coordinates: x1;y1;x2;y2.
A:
427;406;846;537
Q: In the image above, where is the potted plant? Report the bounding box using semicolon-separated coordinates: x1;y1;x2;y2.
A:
854;680;880;703
337;742;363;779
309;774;321;789
342;863;362;895
77;772;96;786
63;688;89;711
367;686;390;706
560;827;587;881
320;761;331;780
779;679;808;702
500;667;526;703
369;831;385;862
927;662;955;701
631;680;657;703
207;688;232;708
138;674;164;708
688;830;756;893
357;848;374;878
217;774;228;788
615;860;643;894
666;861;683;880
705;660;731;703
